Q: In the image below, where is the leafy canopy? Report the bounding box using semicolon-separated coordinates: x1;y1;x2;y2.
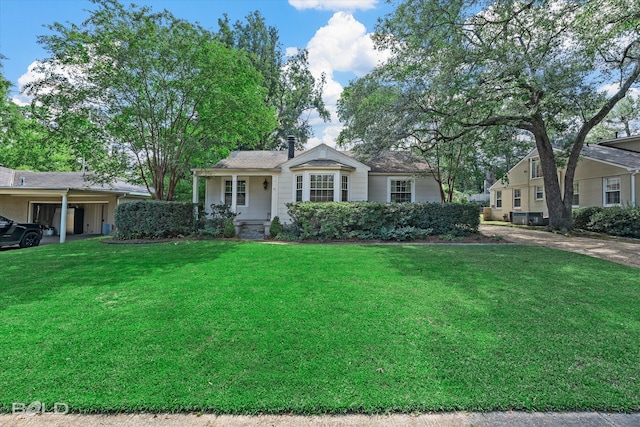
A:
25;0;277;200
340;0;640;229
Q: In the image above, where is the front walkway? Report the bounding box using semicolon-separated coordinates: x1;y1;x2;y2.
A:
480;224;640;268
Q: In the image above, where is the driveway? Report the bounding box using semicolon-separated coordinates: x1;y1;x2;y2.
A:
480;224;640;268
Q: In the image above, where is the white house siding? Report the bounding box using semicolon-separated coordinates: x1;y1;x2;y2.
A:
275;168;294;222
368;175;441;203
367;176;388;202
0;196;28;221
415;177;442;202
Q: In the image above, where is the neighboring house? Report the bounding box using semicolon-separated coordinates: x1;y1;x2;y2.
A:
0;166;150;243
192;141;441;236
488;135;640;223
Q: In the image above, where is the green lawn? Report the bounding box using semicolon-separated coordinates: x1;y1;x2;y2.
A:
1;239;639;414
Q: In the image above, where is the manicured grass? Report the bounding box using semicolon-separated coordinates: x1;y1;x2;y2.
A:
1;239;639;414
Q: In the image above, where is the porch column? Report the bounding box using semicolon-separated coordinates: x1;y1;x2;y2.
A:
192;172;199;221
231;174;238;213
59;193;68;244
333;173;340;202
270;174;279;220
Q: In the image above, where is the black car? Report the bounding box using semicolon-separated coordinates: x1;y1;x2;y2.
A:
0;215;43;248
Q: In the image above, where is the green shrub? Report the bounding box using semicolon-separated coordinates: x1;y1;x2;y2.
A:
197;204;236;238
572;206;603;230
269;216;282;238
587;206;640;238
114;201;193;240
223;219;236;238
285;202;480;241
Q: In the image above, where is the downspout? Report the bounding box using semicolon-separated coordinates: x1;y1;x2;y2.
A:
632;170;638;207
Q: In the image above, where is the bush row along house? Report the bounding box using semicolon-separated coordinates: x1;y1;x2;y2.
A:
192;139;441;238
0;166;150;243
488;135;640;224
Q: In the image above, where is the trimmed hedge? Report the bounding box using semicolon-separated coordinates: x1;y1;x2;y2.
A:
572;206;640;238
284;202;480;241
114;201;194;240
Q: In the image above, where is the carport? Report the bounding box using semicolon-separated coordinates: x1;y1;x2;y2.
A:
0;166;150;243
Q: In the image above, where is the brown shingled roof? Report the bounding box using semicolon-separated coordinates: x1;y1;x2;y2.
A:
0;166;150;195
209;149;431;173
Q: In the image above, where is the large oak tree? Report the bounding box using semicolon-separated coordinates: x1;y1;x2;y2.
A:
25;0;277;200
340;0;640;230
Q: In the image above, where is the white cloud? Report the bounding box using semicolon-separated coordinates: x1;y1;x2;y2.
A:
289;0;377;11
600;83;640;99
15;61;44;102
302;12;390;148
307;12;389;78
11;95;30;106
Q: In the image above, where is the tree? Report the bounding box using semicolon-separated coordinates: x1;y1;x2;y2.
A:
217;11;330;149
337;54;532;202
0;57;78;171
588;95;640;140
25;0;276;200
345;0;640;230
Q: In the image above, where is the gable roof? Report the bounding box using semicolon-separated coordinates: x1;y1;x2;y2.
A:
0;166;150;196
204;145;431;174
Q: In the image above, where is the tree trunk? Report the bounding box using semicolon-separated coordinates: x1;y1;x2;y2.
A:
531;120;573;231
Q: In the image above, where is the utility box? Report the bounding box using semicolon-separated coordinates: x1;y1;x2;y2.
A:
512;212;547;226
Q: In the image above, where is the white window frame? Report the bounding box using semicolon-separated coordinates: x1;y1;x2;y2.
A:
295;174;303;202
341;175;349;202
292;171;347;202
223;178;248;207
534;185;544;201
495;190;502;209
513;188;522;209
387;177;415;203
572;182;580;208
531;157;543;179
603;176;621;207
309;174;335;202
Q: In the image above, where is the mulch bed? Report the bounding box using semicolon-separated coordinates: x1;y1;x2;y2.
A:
101;233;506;245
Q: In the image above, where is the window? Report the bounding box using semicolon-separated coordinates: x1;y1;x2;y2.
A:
341;175;349;202
531;157;543;179
310;174;334;202
390;179;412;203
513;189;521;208
295;175;303;202
604;177;621;206
572;183;579;207
496;190;502;208
535;185;544;201
224;180;246;206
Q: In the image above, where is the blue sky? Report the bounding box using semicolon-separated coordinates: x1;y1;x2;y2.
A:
0;0;395;147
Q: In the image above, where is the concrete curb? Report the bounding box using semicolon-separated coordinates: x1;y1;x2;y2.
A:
2;411;640;426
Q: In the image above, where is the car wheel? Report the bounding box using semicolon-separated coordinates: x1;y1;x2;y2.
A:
20;232;41;248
